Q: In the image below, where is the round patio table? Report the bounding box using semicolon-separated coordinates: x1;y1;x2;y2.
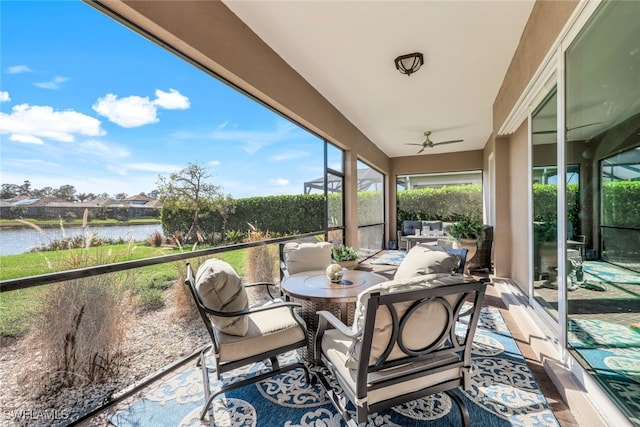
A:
281;269;387;362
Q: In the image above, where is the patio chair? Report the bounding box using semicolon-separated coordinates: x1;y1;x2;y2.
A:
185;259;313;422
396;220;422;250
314;274;487;426
279;241;333;280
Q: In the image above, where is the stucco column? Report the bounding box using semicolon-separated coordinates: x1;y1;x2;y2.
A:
344;150;359;248
493;136;512;277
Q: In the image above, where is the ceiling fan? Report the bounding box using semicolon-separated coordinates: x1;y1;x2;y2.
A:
405;131;464;154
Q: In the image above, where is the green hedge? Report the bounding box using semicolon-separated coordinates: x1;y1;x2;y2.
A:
397;184;483;227
533;181;640;233
161;194;325;239
602;181;640;227
161;180;639;244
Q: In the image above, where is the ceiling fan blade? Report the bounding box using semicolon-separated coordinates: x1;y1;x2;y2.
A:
432;139;463;146
533;122;604;135
570;121;603;130
417;146;426;154
404;143;425;146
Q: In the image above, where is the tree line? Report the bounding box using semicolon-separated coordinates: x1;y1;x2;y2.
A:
1;181;159;202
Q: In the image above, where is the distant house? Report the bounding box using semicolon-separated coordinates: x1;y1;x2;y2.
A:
124;194;155;205
0;194;162;220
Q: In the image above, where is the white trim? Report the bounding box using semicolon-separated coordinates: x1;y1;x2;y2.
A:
498;0;601;136
556;46;568;353
527;110;534;300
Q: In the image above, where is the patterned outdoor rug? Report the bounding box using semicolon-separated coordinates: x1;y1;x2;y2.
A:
370;250;406;266
582;261;640;285
568;318;640;424
109;307;559;426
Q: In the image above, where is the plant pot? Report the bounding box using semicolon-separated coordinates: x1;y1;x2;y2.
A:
453;238;477;274
338;260;358;270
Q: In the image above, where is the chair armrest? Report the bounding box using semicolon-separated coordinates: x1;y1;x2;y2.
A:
316;311;359;339
200;300;301;318
315;310;360;362
243;281;282;299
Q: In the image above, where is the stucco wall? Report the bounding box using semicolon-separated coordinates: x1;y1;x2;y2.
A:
493;0;579;131
508;122;530;289
490;0;579;283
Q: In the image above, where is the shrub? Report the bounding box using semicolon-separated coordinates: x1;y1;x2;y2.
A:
24;274;130;389
147;231;164;247
244;225;278;303
225;229;246;244
64;211;77;223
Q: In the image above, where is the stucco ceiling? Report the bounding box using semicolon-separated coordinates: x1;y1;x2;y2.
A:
223;0;535;158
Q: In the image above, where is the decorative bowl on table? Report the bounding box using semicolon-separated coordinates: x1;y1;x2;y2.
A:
326;264;344;283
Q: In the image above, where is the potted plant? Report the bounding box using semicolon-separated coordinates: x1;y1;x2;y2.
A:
533;221;558;281
446;217;485;268
332;245;359;269
447;217;486;243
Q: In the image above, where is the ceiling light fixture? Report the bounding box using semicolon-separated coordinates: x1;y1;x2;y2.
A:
394;52;424;76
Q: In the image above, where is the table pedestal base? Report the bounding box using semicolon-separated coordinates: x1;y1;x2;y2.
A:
295;299;355;363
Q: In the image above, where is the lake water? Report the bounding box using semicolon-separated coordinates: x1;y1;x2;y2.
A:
0;223;163;256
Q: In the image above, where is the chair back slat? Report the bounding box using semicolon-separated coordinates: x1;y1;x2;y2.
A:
357;281;486;388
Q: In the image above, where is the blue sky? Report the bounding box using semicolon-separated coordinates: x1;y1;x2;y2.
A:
0;1;330;199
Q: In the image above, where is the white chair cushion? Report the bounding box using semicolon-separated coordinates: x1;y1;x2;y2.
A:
283;241;333;275
196;258;249;336
216;301;305;362
394;244;460;280
345;274;466;369
322;329;461;405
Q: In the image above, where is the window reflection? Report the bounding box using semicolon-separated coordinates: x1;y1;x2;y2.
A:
357;160;384;256
531;89;559;321
565;1;640;420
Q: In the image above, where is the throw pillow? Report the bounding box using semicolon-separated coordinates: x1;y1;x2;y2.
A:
345;273;466;369
195;258;249;336
283;241;333;275
394;245;460;280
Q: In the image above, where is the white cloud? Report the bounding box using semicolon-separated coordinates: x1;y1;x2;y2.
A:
93;93;158;128
93;89;190;128
269;150;309;162
7;65;32;74
0;103;105;144
125;162;182;173
9;134;44;145
153;88;190;110
208;121;299;154
0;91;10;102
77;140;130;159
269;178;290;186
13;158;59;168
208;160;221;167
34;75;70;90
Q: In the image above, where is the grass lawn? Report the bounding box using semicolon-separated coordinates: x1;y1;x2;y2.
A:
0;245;249;337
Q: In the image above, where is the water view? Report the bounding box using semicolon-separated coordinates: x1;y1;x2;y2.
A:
0;223;163;256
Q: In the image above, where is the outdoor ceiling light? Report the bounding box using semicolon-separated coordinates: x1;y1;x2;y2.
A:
394;52;424;76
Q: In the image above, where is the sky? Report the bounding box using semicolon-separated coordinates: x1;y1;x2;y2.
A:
0;1;333;199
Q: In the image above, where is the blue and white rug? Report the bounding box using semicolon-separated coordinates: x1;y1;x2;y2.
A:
110;307;559;426
582;261;640;286
370;250;406;266
568;318;640;424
